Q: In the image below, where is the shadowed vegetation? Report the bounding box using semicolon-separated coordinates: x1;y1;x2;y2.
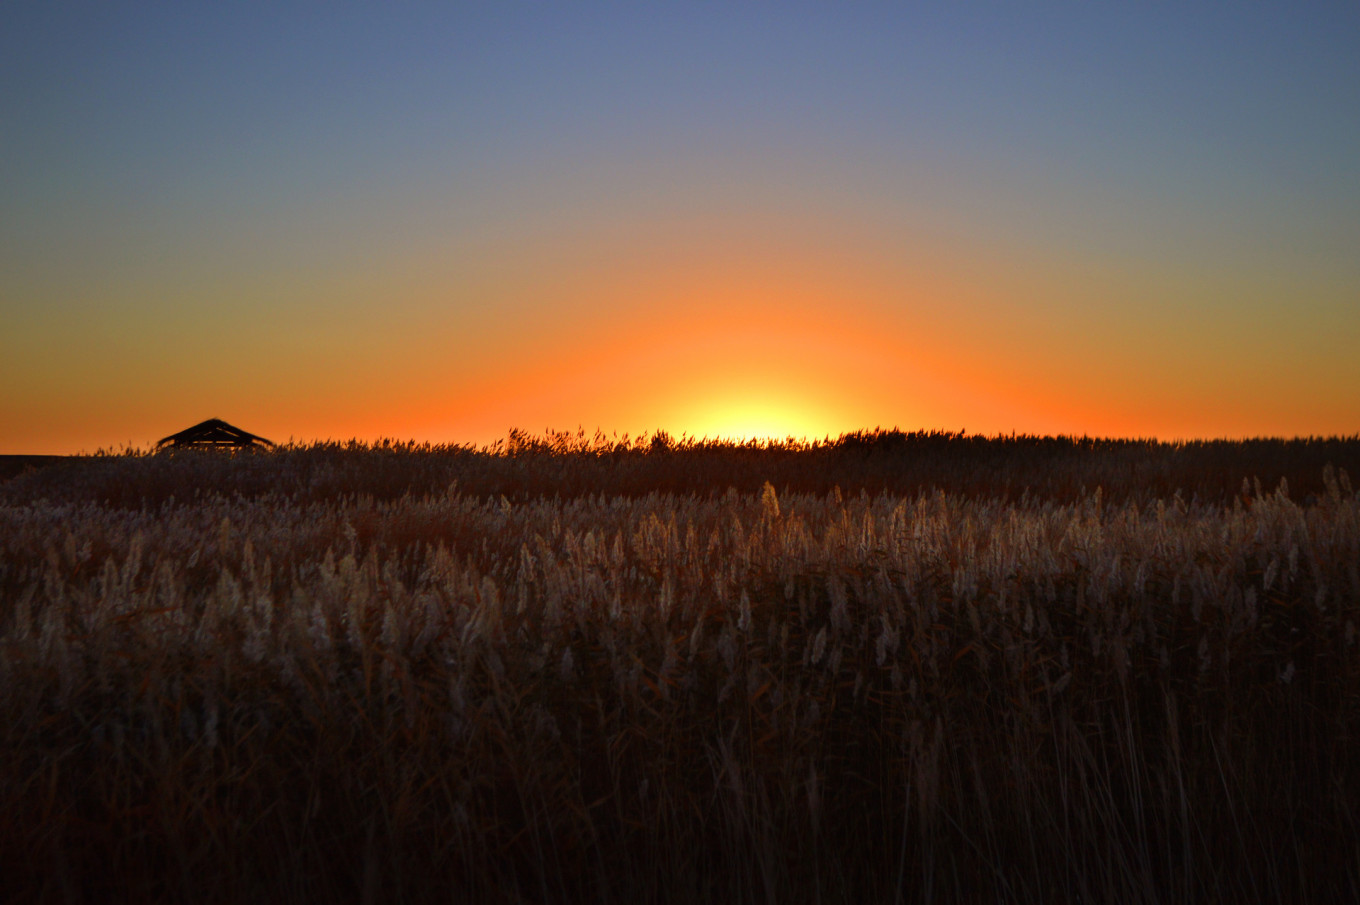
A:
2;431;1358;902
4;429;1358;508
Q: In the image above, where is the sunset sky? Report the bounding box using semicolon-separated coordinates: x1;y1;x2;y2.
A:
3;4;1358;453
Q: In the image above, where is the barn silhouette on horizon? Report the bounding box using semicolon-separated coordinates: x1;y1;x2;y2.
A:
157;418;273;450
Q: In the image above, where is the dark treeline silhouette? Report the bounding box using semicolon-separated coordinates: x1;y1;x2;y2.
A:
4;428;1357;509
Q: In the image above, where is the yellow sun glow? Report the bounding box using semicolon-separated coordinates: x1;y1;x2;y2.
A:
671;387;842;443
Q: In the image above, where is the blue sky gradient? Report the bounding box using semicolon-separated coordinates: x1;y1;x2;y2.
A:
4;3;1357;451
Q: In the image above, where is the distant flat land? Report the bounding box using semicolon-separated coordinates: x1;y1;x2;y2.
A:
0;455;69;481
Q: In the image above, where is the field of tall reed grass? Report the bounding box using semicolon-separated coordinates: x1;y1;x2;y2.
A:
2;431;1358;903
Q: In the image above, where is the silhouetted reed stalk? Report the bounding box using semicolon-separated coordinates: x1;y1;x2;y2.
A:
1;432;1358;902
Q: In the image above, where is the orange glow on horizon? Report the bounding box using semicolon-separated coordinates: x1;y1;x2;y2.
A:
4;8;1358;457
4;201;1355;454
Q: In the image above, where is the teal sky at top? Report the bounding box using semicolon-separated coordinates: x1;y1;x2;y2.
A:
8;5;1358;216
3;3;1359;449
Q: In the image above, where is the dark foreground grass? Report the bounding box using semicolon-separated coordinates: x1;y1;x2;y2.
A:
2;432;1358;903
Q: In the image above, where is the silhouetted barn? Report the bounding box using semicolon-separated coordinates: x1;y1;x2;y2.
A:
157;419;273;450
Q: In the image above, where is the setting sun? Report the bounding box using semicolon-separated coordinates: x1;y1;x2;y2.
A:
674;390;836;443
2;4;1356;456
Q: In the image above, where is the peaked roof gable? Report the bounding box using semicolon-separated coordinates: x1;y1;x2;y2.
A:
157;418;273;449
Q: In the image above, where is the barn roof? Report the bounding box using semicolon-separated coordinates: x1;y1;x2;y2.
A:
156;418;273;450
